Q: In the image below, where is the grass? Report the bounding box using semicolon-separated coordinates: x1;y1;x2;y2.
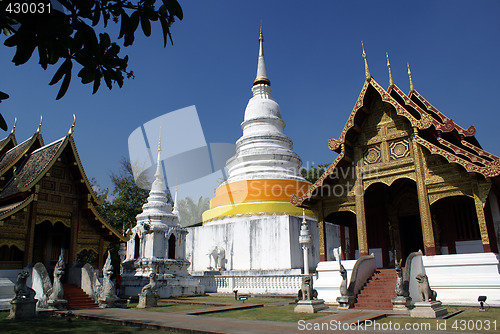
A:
0;311;176;333
204;304;330;322
375;306;500;333
128;301;213;313
169;295;292;305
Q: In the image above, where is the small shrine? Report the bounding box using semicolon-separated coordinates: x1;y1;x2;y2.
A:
121;137;203;297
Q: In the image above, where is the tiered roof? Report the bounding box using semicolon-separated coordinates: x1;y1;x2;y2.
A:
0;118;126;242
292;53;500;207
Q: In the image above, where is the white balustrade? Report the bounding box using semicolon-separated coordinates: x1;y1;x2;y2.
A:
194;274;304;294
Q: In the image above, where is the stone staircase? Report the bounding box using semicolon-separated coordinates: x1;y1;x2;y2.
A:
354;268;397;310
63;284;98;309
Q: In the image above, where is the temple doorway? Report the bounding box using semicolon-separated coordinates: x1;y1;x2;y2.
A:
431;195;482;254
32;221;70;271
325;211;357;260
398;215;424;262
168;234;176;259
364;178;422;267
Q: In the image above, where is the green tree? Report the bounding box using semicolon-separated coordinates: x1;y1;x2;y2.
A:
0;0;183;130
301;163;329;184
96;158;151;234
177;196;210;227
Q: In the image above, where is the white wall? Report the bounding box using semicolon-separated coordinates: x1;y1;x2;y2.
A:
422;253;500;306
186;214;320;274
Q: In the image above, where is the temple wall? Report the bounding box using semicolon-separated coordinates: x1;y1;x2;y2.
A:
186;215;320;274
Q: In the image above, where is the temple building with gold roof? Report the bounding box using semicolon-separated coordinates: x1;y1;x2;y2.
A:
0;117;126;307
291;46;500;307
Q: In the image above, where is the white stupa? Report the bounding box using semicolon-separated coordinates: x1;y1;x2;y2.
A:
121;137;204;297
185;28;321;280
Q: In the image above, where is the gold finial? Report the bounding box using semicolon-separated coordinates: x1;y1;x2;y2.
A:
13;166;20;186
386;52;394;88
10;117;17;135
157;129;162;152
68;114;76;135
36;115;42;133
258;25;264;57
361;41;371;82
407;62;414;92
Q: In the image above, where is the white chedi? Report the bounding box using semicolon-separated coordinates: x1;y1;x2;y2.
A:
121;136;204;298
224;29;304;184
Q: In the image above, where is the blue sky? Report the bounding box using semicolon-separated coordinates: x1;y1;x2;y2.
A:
1;0;499;193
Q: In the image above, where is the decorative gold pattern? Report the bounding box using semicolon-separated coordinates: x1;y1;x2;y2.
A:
0;239;25;251
415;135;500;177
389;139;411;160
363;145;382;165
36;214;71;228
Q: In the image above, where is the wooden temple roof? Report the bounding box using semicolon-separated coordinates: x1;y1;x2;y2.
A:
0;131;44;178
291;77;500;207
0;128;126;242
0;131;17;158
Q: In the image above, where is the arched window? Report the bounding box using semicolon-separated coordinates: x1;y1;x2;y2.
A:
134;234;140;259
168;234;176;259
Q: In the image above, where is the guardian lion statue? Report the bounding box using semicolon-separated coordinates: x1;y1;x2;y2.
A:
300;276;314;300
14;270;36;300
141;273;159;296
415;273;437;302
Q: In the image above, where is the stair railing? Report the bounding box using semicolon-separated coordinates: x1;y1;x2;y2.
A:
347;254;376;297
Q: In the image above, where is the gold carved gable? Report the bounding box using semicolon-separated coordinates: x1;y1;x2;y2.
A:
35;208;71;228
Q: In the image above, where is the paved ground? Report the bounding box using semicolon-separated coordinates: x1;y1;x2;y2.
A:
62;304;474;334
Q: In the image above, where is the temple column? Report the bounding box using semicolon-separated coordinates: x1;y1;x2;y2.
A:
68;207;80;264
355;180;368;256
24;200;37;266
318;201;327;261
471;180;492;252
411;134;436;255
98;237;104;276
354;147;369;256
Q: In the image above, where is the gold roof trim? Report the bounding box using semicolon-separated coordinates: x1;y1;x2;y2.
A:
386;52;394;88
407;63;414;92
361;41;371;82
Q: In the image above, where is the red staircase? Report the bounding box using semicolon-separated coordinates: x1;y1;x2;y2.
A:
354;268;397;310
63;284;99;309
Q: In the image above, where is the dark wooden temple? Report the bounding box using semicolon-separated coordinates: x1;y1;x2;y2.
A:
0;119;126;272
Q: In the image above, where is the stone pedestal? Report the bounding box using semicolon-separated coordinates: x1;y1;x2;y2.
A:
392;296;412;311
47;299;68;310
294;299;328;313
336;296;355;310
98;296;118;308
8;298;38;319
137;293;158;308
410;301;448;318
